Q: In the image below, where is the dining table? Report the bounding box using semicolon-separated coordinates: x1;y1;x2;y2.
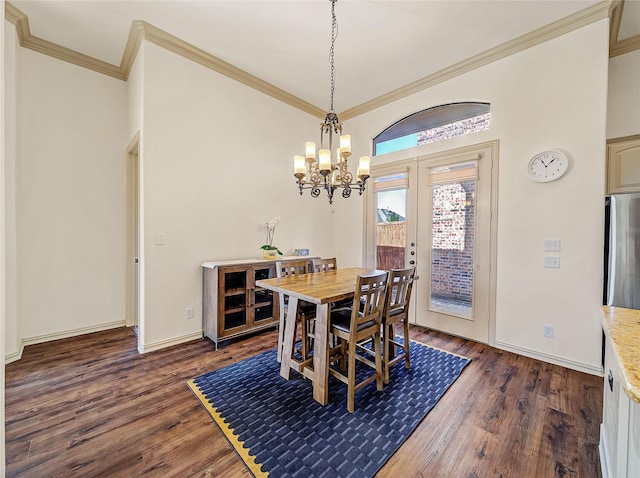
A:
256;267;380;405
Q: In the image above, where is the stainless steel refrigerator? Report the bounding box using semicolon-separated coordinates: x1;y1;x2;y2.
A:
605;193;640;310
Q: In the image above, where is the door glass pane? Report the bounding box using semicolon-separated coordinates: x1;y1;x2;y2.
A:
375;176;407;270
430;179;475;318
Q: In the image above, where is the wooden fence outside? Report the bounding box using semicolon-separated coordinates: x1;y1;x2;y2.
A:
377;222;406;247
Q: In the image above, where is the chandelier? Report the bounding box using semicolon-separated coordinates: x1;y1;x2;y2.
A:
293;0;370;205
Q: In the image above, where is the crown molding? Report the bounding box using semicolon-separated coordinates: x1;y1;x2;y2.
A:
609;0;623;46
5;2;124;80
4;2;326;118
120;20;145;81
608;0;640;58
339;0;611;121
139;21;326;118
610;33;640;58
4;0;636;121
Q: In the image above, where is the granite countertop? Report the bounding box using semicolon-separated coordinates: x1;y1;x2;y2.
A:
602;306;640;403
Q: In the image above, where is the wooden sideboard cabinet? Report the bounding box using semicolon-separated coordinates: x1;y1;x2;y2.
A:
202;256;317;347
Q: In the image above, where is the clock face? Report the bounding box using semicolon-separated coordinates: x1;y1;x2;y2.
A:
527;150;569;182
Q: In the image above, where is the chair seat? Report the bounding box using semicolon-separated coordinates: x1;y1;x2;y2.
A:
330;308;376;334
383;306;404;321
298;301;316;316
284;300;316;316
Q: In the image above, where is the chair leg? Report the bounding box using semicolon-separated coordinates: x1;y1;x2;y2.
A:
374;330;383;391
383;323;391;385
347;338;357;413
403;319;411;370
300;315;308;360
388;322;396;358
339;338;347;372
307;318;315;354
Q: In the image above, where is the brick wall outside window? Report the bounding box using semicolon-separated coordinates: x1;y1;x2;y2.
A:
431;181;475;303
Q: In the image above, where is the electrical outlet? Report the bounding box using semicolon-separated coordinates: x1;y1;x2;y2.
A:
543;325;554;338
186;307;194;320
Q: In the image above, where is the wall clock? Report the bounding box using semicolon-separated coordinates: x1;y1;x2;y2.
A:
527;150;569;182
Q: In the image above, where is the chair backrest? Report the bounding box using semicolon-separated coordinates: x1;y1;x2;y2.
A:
276;259;311;278
312;257;337;273
351;271;388;329
384;267;416;319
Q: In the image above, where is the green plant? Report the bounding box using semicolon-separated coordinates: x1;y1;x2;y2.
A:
261;217;283;255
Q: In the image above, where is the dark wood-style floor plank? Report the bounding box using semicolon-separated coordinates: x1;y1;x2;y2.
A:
5;325;603;477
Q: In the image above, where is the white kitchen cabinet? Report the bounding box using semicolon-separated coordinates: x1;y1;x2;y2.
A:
607;136;640;195
600;325;640;478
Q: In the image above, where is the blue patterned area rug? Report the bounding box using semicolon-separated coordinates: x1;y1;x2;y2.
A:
187;340;470;478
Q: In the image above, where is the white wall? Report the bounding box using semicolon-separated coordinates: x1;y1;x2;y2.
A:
138;42;332;349
4;22;18;361
607;49;640;139
2;1;8;473
342;19;610;373
13;47;128;345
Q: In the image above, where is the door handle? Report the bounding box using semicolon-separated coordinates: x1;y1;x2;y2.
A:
134;259;139;263
608;370;614;392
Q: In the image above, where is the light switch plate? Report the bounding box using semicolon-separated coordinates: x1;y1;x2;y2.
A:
544;256;560;268
155;233;165;245
544;240;561;252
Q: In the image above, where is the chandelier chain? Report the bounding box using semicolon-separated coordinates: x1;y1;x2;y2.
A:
329;0;338;113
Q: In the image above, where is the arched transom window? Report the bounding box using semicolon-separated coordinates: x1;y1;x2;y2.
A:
373;102;491;156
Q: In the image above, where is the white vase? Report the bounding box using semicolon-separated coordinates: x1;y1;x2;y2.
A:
262;249;278;260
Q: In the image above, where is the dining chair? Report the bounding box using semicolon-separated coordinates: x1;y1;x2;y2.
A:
311;257;337;273
381;267;416;384
275;259;316;364
328;270;389;413
312;257;351;311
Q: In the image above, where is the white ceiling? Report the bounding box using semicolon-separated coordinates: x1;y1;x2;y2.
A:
9;0;637;113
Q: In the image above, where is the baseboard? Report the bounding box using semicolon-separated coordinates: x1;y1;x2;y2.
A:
139;331;204;354
4;320;126;364
494;340;604;376
4;350;22;364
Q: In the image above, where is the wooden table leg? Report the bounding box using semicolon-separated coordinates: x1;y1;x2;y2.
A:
279;296;298;380
276;292;285;363
312;303;329;405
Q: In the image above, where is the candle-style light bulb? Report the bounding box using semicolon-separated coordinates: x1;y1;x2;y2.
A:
358;156;370;178
294;155;306;176
319;150;331;172
340;134;351;154
305;142;316;160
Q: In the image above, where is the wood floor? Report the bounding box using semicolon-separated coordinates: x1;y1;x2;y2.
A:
5;325;603;477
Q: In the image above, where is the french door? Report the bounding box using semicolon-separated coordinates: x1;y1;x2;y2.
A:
365;142;497;343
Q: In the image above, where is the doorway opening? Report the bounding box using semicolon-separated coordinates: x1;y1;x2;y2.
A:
125;132;140;341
